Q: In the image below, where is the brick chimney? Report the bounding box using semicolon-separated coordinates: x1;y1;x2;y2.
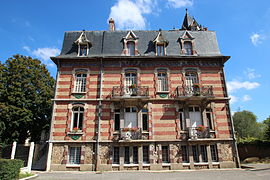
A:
109;18;115;31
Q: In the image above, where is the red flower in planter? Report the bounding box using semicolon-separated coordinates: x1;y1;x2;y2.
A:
196;125;205;131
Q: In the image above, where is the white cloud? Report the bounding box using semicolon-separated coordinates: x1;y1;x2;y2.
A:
244;68;261;80
167;0;193;8
242;95;251;102
227;80;260;93
250;33;264;46
109;0;157;30
22;46;60;67
229;95;238;104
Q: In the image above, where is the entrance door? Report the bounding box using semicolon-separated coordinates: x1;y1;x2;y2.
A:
188;106;202;127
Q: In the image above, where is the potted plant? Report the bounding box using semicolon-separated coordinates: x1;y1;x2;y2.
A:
196;125;205;131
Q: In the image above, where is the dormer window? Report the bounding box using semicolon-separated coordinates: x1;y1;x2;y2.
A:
180;31;196;55
157;44;165;56
153;32;168;56
79;44;88;56
127;41;135;56
184;41;193;55
122;31;139;56
74;31;91;57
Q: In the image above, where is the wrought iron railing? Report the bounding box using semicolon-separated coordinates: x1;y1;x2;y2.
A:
112;86;149;98
176;85;213;97
188;127;210;139
120;128;142;140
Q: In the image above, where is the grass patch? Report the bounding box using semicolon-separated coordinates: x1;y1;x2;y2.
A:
19;172;33;179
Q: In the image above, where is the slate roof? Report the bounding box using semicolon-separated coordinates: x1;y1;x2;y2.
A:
57;30;222;58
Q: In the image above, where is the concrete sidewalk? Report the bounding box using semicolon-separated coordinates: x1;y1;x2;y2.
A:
34;164;270;180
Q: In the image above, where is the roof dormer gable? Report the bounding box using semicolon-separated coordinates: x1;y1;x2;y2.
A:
123;30;138;40
180;31;194;40
74;31;91;45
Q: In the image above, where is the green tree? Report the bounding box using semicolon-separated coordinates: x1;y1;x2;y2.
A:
0;55;55;144
233;110;263;139
263;117;270;140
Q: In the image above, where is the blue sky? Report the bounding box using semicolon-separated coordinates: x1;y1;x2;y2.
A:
0;0;269;122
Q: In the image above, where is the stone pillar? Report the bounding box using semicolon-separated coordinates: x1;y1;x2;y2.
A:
27;142;35;173
46;142;53;171
119;146;124;171
206;145;213;168
188;145;194;169
11;142;17;159
138;145;143;170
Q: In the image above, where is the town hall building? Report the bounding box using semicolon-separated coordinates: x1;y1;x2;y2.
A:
46;10;239;171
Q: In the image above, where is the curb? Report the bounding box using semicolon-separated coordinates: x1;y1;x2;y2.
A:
20;174;39;180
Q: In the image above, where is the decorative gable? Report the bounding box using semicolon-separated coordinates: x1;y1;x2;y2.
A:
74;31;91;45
74;31;92;56
122;31;139;56
179;31;197;55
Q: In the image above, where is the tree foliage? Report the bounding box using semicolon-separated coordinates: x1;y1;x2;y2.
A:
263;117;270;140
0;55;55;144
233;110;263;139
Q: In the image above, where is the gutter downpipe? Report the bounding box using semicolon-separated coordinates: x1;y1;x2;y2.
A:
221;59;240;168
46;59;60;171
96;57;103;171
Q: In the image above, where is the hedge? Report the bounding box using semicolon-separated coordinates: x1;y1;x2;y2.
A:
0;159;23;180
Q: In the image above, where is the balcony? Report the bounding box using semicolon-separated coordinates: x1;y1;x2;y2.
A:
120;128;142;141
111;86;149;99
188;127;211;139
176;85;213;99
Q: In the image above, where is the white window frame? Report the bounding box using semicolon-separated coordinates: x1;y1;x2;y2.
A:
157;71;168;92
188;106;202;127
185;72;199;95
124;70;137;95
157;44;165;56
124;107;138;128
127;41;135;56
74;73;87;93
184;41;193;55
71;107;84;131
78;44;89;56
68;146;81;165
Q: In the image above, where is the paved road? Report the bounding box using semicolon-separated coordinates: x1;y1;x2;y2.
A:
34;164;270;180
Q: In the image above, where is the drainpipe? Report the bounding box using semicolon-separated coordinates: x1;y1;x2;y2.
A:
221;65;240;168
46;59;60;171
96;58;103;171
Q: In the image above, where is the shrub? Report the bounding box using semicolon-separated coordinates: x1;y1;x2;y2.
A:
0;159;23;180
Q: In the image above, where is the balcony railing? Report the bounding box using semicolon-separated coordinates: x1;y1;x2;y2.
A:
112;86;149;98
120;128;142;141
176;85;213;97
188;127;210;139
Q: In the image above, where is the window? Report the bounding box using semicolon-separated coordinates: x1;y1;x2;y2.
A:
133;146;138;164
124;107;137;128
182;146;189;163
184;41;193;55
162;146;169;163
125;71;137;95
143;146;149;164
189;106;202;127
185;72;199;96
79;44;88;56
192;145;199;163
210;145;219;162
179;108;185;130
72;107;84;130
68;147;81;164
206;108;214;130
74;73;87;93
142;109;149;131
124;146;130;164
157;71;168;92
113;147;120;164
127;41;135;56
114;109;120;131
157;44;165;56
200;145;208;162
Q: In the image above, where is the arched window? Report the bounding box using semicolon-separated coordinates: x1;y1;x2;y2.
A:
157;71;168;92
74;73;87;93
127;41;135;56
184;41;193;55
72;107;84;130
